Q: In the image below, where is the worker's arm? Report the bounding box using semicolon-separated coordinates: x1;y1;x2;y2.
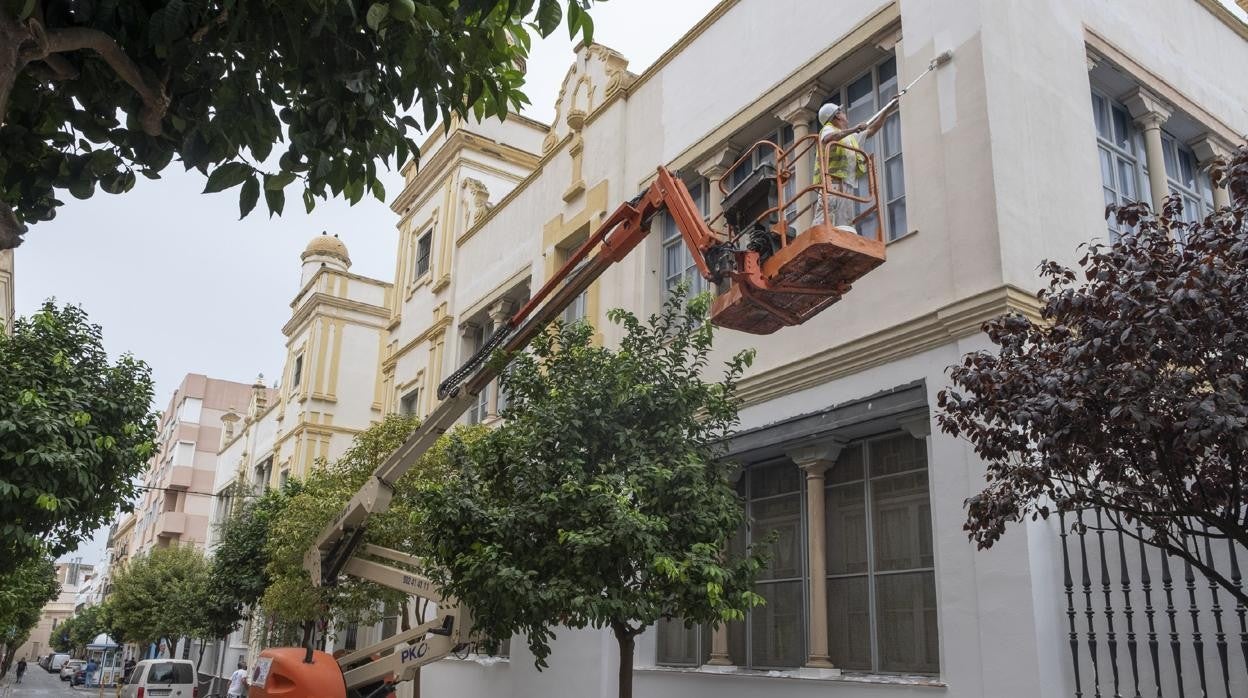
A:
854;95;901;139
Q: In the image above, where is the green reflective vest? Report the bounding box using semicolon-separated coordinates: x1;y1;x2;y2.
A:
813;124;867;186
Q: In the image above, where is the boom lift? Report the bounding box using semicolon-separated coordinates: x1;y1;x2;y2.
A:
249;107;901;698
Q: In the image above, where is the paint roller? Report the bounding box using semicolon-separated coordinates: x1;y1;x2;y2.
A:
856;49;953;133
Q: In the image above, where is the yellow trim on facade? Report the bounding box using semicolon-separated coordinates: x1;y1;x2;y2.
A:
543;180;609;344
383;308;454;371
436;176;456;290
737;284;1044;407
328;318;344;400
392;129;542;213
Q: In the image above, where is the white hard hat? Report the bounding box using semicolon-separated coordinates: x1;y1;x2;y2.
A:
818;102;842;124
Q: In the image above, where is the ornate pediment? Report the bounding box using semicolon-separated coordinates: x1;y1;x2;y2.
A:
542;42;634;153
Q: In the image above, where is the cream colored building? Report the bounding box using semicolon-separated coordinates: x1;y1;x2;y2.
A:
373;1;1247;697
205;235;393;675
15;561;94;662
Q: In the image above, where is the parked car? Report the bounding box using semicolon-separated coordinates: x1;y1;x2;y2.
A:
119;659;197;698
45;653;70;672
60;659;86;681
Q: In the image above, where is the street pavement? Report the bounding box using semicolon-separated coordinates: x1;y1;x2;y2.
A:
0;664;108;698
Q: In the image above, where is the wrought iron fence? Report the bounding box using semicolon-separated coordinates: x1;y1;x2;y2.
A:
1058;509;1248;697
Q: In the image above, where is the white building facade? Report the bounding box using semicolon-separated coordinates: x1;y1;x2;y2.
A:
378;2;1247;698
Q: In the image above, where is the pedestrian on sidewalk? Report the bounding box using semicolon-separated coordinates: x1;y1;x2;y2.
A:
14;658;26;683
227;659;249;697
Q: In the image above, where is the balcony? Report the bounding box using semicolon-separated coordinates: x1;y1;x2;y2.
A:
166;466;193;490
155;511;186;536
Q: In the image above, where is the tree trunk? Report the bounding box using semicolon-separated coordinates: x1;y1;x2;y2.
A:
610;622;636;698
195;637;206;670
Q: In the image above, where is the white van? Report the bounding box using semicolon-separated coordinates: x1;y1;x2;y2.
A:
119;659;197;698
45;653;70;672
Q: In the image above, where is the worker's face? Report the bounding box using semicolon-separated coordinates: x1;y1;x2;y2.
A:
832;110;848;128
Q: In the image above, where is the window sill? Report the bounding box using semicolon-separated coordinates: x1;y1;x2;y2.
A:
637;664;945;688
885;228;919;245
405;273;433;301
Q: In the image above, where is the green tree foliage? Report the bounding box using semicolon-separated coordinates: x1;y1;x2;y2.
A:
0;555;57;673
0;0;599;248
208;480;299;641
260;415;464;636
51;602;107;653
417;290;767;698
108;545;210;652
0;302;157;576
938;145;1248;605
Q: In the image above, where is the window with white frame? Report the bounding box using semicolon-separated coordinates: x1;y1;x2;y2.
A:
177;397;203;424
173;441;195;467
399;388;421;417
1091;89;1149;238
291;354;304;389
661;179;710;301
557;239;590;325
414;229;433;281
1160;132;1215;226
827;55;907;241
465;325;489;425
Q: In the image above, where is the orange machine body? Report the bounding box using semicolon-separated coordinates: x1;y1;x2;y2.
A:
248;648;347;698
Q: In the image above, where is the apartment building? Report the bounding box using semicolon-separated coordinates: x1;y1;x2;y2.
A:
129;374;258;555
374;1;1247;697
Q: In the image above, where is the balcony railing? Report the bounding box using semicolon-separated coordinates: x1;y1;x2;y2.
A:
1058;509;1248;697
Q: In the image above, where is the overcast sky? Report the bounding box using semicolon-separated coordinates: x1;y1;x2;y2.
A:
15;0;720;569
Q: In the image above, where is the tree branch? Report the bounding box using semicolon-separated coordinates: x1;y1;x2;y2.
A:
33;25;168;136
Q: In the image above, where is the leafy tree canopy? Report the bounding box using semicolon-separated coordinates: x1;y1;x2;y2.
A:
417;290;766;698
107;544;210;649
938;145;1248;605
208;478;299;638
0;302;157;576
0;0;599;248
52;601;108;652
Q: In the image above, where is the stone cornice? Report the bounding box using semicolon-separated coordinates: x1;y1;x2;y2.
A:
737;284;1043;407
282;293;390;338
382;314;454;370
1192;0;1248;41
392;130;542;214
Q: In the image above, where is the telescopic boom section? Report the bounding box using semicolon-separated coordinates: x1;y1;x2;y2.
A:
306;166;720;589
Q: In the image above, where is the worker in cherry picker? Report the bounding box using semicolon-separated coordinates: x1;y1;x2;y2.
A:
810;100;884;232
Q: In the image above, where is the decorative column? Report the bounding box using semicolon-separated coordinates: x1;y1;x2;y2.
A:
1189;134;1234;210
776;87;821;232
789;441;845;671
696;147;741;224
706;462;744;667
486;299;514;419
1123;87;1173;212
